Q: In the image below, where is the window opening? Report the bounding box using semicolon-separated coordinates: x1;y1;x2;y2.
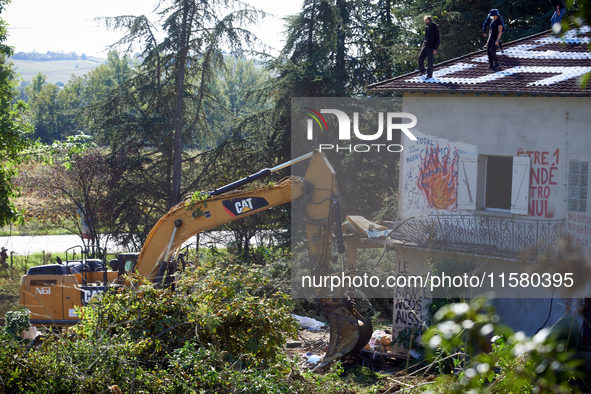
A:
485;156;513;210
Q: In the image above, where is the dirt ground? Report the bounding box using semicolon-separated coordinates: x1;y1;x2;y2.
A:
285;329;330;369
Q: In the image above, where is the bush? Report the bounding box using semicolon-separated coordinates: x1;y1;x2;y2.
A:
0;264;305;393
4;307;31;340
421;298;584;393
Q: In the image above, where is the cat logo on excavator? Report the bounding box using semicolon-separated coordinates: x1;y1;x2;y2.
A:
222;197;269;216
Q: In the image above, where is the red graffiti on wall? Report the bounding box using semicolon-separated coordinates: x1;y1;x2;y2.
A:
517;148;559;218
417;144;458;211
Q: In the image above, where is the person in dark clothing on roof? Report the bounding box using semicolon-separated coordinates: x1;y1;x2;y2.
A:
483;9;503;70
482;10;505;56
418;15;440;79
551;0;566;32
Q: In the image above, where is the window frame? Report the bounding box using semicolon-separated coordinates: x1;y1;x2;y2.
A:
568;160;588;213
457;153;530;215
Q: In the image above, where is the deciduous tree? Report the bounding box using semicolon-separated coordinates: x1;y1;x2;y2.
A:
19;148;132;250
0;0;33;225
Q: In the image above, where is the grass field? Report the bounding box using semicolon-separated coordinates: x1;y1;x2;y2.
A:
11;57;108;85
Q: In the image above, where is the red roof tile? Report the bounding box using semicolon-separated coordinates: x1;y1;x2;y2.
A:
367;27;591;96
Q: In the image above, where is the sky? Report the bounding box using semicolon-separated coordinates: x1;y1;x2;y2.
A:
2;0;303;58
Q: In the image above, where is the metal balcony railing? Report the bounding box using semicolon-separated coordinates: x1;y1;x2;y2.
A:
388;215;563;259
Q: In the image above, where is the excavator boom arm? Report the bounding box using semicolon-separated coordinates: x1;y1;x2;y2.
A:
136;177;305;281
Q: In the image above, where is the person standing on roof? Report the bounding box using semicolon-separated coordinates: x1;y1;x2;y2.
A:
482;9;504;70
418;15;440;79
482;9;506;56
550;0;566;32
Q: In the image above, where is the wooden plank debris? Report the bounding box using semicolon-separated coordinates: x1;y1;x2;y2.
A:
346;215;387;234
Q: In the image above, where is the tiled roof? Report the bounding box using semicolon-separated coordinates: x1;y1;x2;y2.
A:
367;26;591;96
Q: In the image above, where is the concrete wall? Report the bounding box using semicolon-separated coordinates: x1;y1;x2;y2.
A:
401;94;589;155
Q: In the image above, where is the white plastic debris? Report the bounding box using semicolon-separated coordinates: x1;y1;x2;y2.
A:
21;326;38;340
305;353;322;364
292;314;325;331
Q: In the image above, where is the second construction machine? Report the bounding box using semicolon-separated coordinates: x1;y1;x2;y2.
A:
20;150;372;363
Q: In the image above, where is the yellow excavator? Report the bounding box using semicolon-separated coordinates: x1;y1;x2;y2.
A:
19;150;372;363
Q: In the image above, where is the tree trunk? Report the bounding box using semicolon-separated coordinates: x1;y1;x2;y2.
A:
171;1;192;207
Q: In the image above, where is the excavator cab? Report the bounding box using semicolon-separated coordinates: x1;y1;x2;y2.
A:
115;252;140;276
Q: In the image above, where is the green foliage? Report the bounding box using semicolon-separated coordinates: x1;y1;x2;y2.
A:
76;10;277;248
24;73;66;142
12;51;79;61
344;365;385;389
421;298;584;393
181;265;299;362
27;132;95;167
185;190;208;216
0;1;34;227
0;262;317;393
167;344;312;393
3;307;30;340
563;0;591;89
20;52;132;143
372;187;398;223
71;264;298;376
393;326;425;356
95;0;267;207
206;56;273;144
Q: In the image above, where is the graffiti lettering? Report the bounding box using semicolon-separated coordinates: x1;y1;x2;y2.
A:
517;149;558;218
393;261;430;330
567;212;591;247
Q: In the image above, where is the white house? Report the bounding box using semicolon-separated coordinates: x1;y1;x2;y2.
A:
366;26;591;338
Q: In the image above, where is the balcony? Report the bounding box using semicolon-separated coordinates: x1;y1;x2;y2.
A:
386;215;563;259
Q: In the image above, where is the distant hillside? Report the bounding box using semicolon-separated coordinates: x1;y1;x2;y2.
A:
10;55;108;85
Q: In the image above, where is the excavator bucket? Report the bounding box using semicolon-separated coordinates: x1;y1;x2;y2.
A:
322;299;373;363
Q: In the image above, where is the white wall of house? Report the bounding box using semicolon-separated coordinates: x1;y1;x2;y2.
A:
391;93;591;336
398;94;591;243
